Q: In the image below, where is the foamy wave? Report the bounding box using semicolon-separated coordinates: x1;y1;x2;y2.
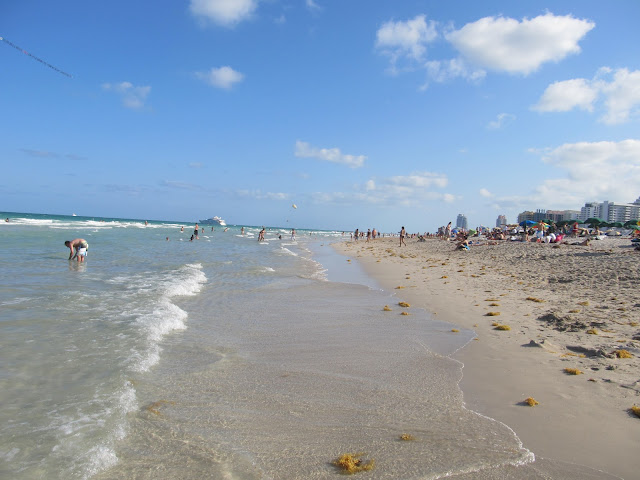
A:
279;247;297;257
162;263;207;297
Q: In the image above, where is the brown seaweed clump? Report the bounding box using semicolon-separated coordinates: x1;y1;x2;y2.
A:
399;433;416;441
145;400;176;416
615;349;633;358
333;453;375;474
526;297;545;303
631;406;640;418
586;329;598;335
524;397;539;406
564;368;583;375
383;305;392;311
451;328;460;332
400;311;410;316
494;325;511;331
398;302;410;308
485;312;501;316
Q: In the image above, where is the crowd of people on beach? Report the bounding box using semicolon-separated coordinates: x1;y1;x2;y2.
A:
347;219;640;252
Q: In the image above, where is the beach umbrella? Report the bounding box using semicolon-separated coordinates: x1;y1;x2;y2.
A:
519;220;536;227
624;220;638;228
584;217;604;226
609;222;624;228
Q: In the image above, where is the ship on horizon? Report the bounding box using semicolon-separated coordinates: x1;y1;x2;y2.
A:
199;216;227;226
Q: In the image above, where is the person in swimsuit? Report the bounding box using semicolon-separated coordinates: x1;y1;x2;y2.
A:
400;226;406;246
64;238;89;262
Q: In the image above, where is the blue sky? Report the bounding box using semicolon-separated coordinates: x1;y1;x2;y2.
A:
2;0;639;231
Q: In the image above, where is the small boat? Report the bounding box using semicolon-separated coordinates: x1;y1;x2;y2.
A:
199;216;226;226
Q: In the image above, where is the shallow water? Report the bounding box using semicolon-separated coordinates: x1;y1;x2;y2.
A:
0;213;616;479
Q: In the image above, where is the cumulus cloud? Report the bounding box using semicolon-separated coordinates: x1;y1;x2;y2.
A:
446;13;594;75
189;0;257;27
295;140;366;168
378;12;594;86
490;139;640;210
196;66;245;89
487;113;516;130
533;78;598;112
533;68;640;124
102;81;151;109
599;68;640;124
479;188;493;198
375;15;438;72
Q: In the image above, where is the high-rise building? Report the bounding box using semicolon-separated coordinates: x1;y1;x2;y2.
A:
456;214;468;230
496;215;507;227
517;211;535;223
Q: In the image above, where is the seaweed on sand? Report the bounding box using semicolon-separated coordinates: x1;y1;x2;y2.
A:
564;368;583;375
398;302;410;308
333;453;375;474
524;397;539;406
494;325;511;331
485;312;501;316
526;297;545;303
615;349;633;358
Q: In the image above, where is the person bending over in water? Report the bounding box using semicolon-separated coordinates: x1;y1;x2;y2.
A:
64;238;88;262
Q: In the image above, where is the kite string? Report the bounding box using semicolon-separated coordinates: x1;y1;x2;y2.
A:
1;36;72;78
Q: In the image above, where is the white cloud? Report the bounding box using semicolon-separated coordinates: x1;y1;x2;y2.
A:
487;113;516;130
295;140;366;168
387;172;448;189
533;78;598;112
189;162;203;168
446;13;594;75
532;68;640;124
306;0;321;12
375;15;438;72
307;171;454;207
479;188;493;198
102;81;151;109
196;66;245;89
189;0;257;27
600;68;640;124
236;189;290;200
422;58;485;86
490;139;640;210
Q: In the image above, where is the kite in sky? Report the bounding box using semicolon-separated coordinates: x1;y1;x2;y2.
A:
1;36;73;78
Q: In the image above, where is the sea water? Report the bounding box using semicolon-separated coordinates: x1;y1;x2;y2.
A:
0;213;614;479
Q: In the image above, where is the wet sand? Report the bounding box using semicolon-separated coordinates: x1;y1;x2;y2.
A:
334;236;640;479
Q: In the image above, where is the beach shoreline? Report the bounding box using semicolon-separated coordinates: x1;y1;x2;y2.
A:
332;236;639;479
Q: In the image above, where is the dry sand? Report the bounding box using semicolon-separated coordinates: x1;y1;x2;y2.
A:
333;236;640;479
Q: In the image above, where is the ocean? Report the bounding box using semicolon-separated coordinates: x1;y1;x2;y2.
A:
0;212;606;479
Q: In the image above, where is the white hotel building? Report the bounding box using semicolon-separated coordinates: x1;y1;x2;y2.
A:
578;197;640;223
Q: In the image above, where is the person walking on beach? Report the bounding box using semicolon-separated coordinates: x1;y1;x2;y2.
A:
354;228;359;241
64;238;88;262
400;226;406;246
258;227;265;242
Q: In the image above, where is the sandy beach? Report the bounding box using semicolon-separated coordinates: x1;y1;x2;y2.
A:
334;235;640;479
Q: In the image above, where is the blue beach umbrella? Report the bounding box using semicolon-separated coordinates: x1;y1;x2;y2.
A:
519;220;536;227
